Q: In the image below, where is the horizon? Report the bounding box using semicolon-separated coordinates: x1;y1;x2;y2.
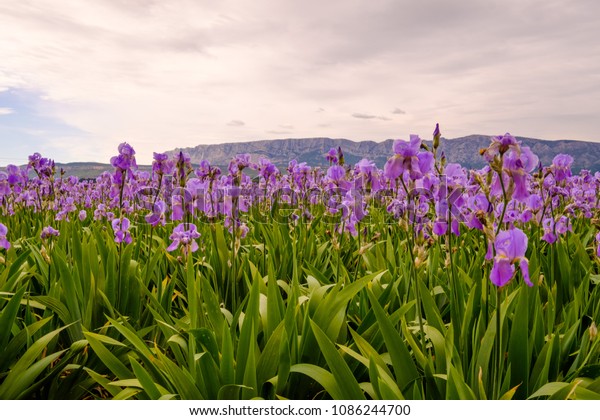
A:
1;133;596;167
1;1;599;165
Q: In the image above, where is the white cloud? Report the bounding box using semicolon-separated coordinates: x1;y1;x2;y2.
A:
266;130;292;135
352;113;391;121
0;107;13;115
0;0;598;163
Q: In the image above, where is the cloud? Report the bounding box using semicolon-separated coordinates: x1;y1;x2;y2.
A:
266;130;292;135
0;0;598;163
279;124;294;129
0;107;13;115
392;108;406;115
351;113;375;119
227;119;245;126
352;113;391;121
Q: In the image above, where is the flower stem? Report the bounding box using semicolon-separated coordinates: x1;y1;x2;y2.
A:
494;286;502;399
496;172;509;235
447;209;462;351
399;177;426;353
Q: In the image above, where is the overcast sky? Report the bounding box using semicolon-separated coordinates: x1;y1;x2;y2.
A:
1;0;599;164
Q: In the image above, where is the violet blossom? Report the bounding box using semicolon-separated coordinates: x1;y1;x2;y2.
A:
112;217;132;244
41;226;60;239
0;223;10;250
166;223;201;256
490;228;532;287
383;135;434;181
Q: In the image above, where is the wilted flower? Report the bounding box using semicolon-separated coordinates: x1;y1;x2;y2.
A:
166;223;200;256
490;228;532;287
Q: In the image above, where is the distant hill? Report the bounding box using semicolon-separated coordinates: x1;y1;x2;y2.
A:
52;162;152;180
6;135;598;179
168;135;600;172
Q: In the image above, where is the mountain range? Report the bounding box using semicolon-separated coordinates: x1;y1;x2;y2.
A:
168;135;600;172
27;135;600;179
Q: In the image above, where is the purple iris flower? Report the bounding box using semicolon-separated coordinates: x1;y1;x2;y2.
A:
145;200;167;227
196;160;221;181
257;158;278;181
555;216;571;235
0;173;10;196
433;220;447;236
541;218;557;244
41;226;60;239
166;223;201;256
0;223;10;250
503;146;539;201
228;154;251;176
325;148;338;165
6;165;23;186
596;232;600;257
527;193;543;211
28;152;42;169
327;164;345;182
541;216;571;244
490;228;532;287
355;158;377;175
464;193;489;230
110;142;137;172
552;154;574;181
152;152;174;176
225;218;250;238
483;133;519;163
384;135;433;180
353;158;382;191
111;217;132;244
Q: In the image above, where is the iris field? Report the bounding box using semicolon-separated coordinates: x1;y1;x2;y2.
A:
1;126;599;400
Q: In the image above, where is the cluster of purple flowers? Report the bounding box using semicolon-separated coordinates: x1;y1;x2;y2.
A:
1;127;600;286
